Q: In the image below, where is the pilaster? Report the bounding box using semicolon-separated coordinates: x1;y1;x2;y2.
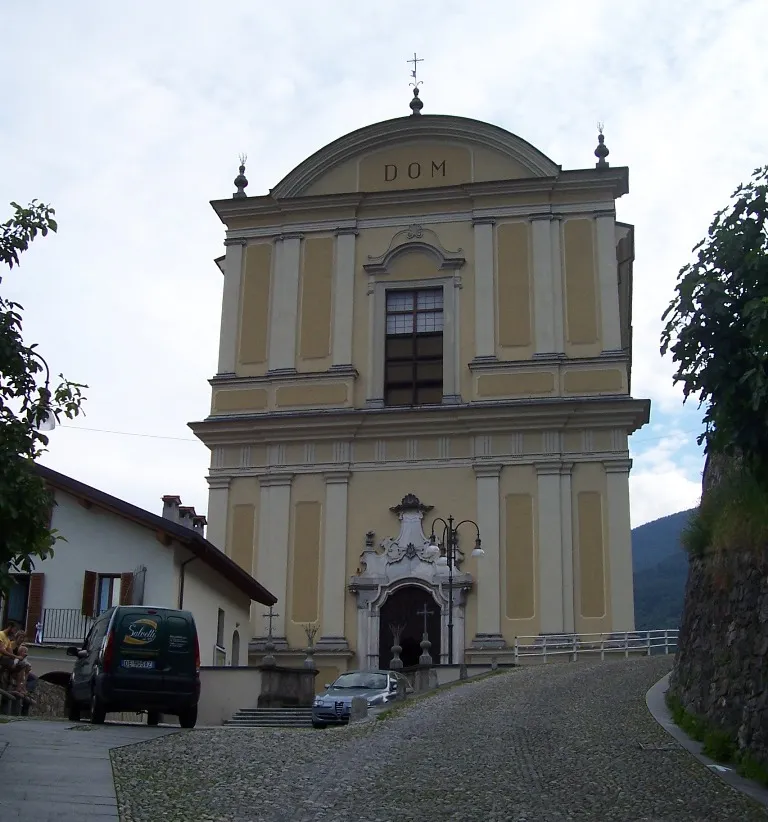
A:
604;458;635;631
559;462;575;634
535;461;565;633
255;473;294;641
472;463;505;647
318;470;351;650
217;240;245;374
331;229;357;368
267;234;302;372
530;216;556;354
550;216;565;353
472;218;497;361
205;475;231;553
595;214;622;352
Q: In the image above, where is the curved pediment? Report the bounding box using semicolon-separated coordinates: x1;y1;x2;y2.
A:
272;114;560;198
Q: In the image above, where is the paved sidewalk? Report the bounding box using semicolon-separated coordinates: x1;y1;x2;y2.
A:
0;720;177;822
646;673;768;809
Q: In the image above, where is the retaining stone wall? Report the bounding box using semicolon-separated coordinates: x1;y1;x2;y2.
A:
669;548;768;767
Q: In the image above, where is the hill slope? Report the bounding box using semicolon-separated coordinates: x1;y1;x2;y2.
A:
631;509;694;630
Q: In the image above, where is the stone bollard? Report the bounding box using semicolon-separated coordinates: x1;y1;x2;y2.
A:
491;656;498;671
459;663;468;680
349;696;368;723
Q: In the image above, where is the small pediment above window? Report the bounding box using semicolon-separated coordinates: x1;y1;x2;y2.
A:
364;225;465;275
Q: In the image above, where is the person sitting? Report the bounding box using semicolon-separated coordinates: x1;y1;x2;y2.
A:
0;623;23;692
11;638;34;697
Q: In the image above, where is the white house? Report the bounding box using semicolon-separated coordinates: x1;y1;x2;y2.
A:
0;464;276;670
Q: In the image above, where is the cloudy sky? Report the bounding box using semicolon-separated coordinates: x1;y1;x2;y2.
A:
2;0;765;528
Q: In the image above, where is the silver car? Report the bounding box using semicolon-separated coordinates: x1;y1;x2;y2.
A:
312;669;413;728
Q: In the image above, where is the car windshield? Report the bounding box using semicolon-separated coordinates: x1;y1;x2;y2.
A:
331;672;388;690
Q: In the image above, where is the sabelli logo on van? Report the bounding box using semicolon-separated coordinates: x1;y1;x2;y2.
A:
123;618;158;646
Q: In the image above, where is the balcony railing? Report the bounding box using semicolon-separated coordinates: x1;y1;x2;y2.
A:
39;608;95;644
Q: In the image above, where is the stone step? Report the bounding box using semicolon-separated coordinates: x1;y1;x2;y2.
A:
226;706;314;728
225;719;312;728
234;708;312;716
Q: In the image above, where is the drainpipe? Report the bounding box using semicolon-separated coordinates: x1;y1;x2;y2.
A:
178;556;199;609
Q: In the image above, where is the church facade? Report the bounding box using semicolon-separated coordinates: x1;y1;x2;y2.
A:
190;92;650;684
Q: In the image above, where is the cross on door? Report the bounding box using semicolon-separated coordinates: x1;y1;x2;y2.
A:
416;603;433;636
263;606;279;639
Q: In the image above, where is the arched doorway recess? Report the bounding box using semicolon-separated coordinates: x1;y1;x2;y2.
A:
378;584;441;669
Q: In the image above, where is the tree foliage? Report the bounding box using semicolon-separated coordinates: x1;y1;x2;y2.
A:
0;201;87;592
661;166;768;480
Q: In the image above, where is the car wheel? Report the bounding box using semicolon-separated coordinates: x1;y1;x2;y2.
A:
90;692;106;725
147;711;160;726
66;692;81;722
178;706;197;729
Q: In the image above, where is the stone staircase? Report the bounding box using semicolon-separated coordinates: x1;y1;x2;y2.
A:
225;707;313;728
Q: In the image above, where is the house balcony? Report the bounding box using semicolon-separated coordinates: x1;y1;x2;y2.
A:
38;608;96;645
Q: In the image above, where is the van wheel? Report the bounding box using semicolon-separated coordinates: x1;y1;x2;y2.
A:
90;693;106;725
147;711;160;726
66;692;81;722
178;707;197;729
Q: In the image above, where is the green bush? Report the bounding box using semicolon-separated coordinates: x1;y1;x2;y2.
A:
737;752;768;787
703;729;737;762
682;466;768;557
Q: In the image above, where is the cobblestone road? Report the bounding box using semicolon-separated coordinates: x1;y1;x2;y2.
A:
112;657;767;821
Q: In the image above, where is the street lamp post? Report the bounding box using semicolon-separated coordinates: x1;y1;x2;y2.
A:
29;350;55;431
427;515;484;665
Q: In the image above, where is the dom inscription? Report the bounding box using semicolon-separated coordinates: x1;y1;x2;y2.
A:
384;160;447;182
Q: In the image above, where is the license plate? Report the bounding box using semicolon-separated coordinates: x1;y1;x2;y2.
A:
121;659;155;669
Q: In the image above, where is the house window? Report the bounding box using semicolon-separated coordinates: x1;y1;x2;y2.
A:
97;575;121;613
384;288;444;406
216;608;225;649
1;575;30;627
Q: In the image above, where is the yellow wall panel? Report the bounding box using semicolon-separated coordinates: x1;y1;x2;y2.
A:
239;243;271;364
213;388;268;413
578;491;606;618
299;237;334;360
563;220;599;345
477;372;554;397
563;369;623;394
231;504;255;574
505;494;535;619
276;384;347;407
497;222;531;347
290;501;322;624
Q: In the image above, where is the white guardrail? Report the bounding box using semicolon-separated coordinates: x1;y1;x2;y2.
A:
513;630;679;663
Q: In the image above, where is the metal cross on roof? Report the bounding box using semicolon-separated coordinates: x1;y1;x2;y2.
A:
416;602;433;635
263;605;279;639
408;52;424;87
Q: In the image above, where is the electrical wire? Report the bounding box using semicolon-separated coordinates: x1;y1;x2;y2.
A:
56;423;704;448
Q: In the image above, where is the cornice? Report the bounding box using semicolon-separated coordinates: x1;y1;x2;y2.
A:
214;169;627;231
188;396;651;447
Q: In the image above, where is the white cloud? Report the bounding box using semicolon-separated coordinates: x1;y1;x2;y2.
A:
1;0;766;520
630;431;703;527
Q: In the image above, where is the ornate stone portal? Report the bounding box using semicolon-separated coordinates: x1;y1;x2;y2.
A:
349;493;474;668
